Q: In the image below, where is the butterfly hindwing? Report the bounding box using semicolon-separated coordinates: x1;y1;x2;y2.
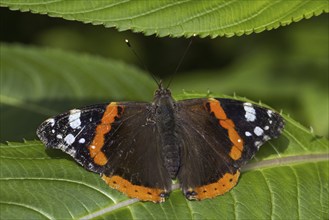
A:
175;98;284;200
100;102;172;202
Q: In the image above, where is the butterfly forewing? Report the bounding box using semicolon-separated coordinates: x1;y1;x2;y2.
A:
37;104;111;173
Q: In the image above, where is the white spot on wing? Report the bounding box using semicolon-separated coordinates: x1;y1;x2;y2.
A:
79;138;86;144
56;134;63;139
267;110;273;117
46;118;55;127
243;103;256;122
254;126;264;136
264;125;269;130
64;134;75;145
245;131;252;137
69;109;81;129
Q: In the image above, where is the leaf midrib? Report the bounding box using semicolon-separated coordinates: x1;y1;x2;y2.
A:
243;153;329;172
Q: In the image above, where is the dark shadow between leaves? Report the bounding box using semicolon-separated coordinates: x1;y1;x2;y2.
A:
44;147;74;161
253;135;290;161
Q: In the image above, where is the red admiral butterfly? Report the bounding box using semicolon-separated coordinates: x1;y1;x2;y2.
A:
37;83;284;203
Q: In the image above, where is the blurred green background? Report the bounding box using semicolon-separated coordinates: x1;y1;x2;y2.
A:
0;8;328;139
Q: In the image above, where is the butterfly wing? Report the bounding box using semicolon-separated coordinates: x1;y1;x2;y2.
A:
175;98;284;200
37;102;171;202
37;104;112;173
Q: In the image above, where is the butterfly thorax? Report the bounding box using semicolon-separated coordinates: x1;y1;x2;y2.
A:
153;87;180;179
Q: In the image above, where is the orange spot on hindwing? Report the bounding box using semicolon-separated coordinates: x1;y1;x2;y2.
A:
194;171;240;200
88;102;121;166
207;98;244;160
102;175;166;203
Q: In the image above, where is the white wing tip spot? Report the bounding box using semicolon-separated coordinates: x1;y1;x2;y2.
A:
79;138;86;144
46;118;55;127
267;110;273;117
243;103;256;122
245;131;252;137
69;109;82;129
254;126;264;136
64;134;75;145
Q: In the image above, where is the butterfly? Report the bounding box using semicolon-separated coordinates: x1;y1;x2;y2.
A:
37;82;284;202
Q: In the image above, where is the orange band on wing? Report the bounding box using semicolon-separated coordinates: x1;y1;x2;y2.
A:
194;171;240;200
88;102;119;166
102;175;166;203
207;98;244;160
229;146;242;161
208;98;227;119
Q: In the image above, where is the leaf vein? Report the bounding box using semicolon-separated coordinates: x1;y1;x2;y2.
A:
0;201;52;219
0;177;114;201
80;198;138;220
290;166;301;219
243;153;329;172
260;171;273;219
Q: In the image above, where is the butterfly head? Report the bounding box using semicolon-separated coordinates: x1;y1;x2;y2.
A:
153;81;176;115
154;80;172;98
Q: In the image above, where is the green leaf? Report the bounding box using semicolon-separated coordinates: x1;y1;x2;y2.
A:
0;43;155;141
1;114;328;219
1;44;328;219
1;0;328;38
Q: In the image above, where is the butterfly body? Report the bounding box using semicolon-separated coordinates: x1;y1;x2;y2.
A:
37;85;284;202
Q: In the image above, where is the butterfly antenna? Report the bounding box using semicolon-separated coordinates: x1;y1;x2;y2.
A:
125;39;160;87
166;37;194;88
